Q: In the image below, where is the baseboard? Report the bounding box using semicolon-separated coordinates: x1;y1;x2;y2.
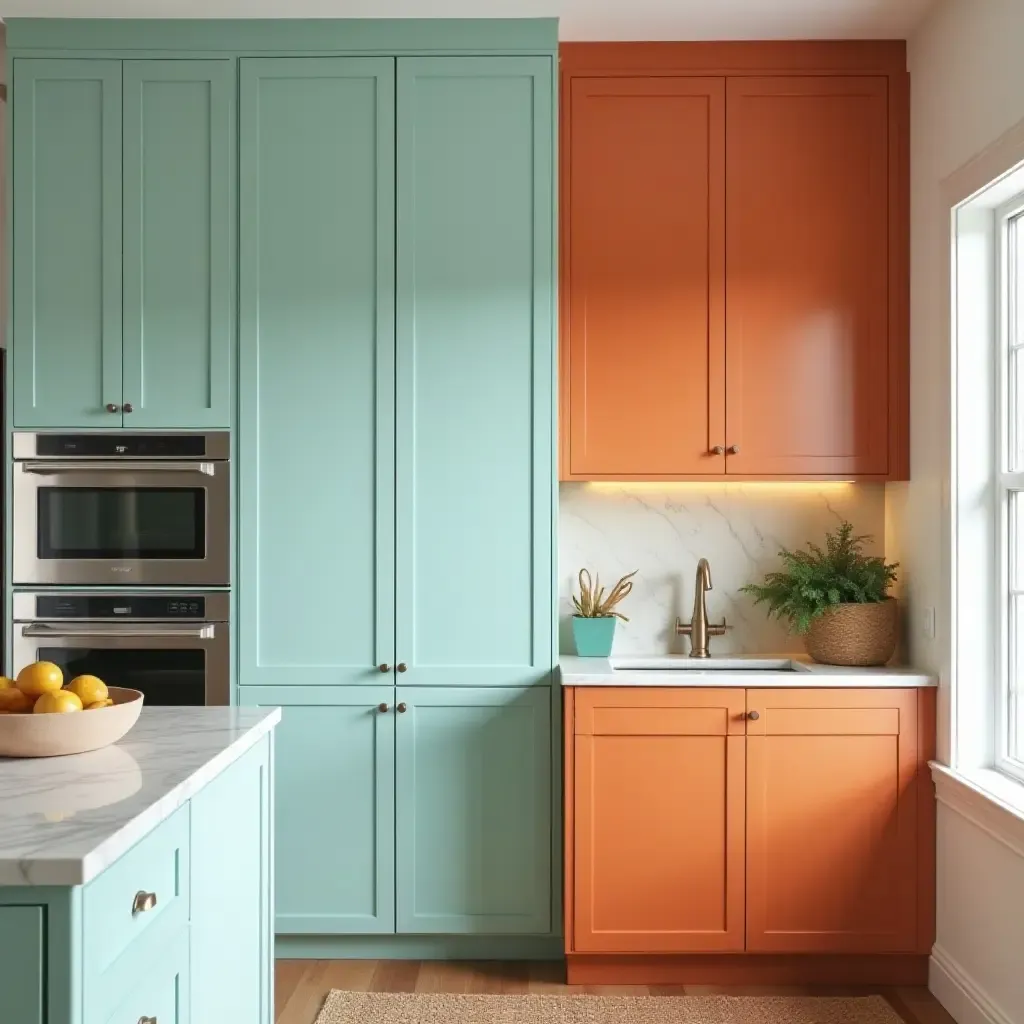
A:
276;934;564;960
566;954;929;986
930;945;1016;1024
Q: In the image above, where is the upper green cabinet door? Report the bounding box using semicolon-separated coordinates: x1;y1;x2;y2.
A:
121;59;233;428
394;57;555;687
12;59;122;428
238;58;396;687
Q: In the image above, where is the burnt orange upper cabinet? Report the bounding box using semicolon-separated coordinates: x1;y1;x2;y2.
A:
572;688;745;952
745;688;919;953
562;77;726;478
725;77;892;476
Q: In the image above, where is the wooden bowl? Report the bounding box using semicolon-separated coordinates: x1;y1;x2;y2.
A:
0;687;145;758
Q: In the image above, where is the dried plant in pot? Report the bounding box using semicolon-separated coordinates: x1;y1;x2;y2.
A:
571;568;637;657
740;522;900;667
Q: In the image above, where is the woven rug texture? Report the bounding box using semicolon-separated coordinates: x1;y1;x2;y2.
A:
314;992;905;1024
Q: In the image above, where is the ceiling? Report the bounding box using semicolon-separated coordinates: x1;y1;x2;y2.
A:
0;0;937;40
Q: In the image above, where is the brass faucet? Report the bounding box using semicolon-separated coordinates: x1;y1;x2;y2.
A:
675;558;729;658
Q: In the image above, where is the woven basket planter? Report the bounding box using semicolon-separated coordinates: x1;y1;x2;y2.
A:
805;599;898;667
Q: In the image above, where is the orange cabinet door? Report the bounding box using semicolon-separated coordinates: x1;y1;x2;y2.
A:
745;688;919;953
572;688;745;952
725;77;891;476
562;77;725;478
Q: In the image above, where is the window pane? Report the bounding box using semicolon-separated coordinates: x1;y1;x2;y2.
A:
1012;594;1024;763
1012;490;1024;590
1015;214;1024;346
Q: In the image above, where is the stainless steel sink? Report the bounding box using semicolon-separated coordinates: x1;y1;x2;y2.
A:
610;656;798;672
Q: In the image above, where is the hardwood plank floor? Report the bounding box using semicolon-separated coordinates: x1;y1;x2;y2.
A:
274;960;958;1024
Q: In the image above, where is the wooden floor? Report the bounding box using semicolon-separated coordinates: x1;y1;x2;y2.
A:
274;960;958;1024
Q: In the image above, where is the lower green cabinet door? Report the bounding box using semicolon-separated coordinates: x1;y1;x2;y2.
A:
0;906;44;1024
395;687;551;934
191;738;272;1024
240;687;396;934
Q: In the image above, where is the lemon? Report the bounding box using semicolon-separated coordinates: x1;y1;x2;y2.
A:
85;699;115;711
67;675;108;705
17;661;64;697
0;676;15;690
0;688;32;713
33;690;83;714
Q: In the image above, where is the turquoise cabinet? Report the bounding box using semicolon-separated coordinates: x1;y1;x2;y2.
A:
11;57;233;429
190;738;272;1023
241;687;396;935
394;57;554;687
0;906;44;1024
122;59;233;428
238;57;396;688
12;59;122;428
395;687;552;934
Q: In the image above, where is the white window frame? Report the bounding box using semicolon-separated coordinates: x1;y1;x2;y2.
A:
995;192;1024;783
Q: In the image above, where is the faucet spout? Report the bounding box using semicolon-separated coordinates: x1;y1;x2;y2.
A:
675;557;729;658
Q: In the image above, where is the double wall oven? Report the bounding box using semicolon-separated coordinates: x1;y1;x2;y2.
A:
11;432;231;706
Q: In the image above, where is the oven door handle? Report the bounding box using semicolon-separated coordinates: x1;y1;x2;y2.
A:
18;461;217;476
20;623;217;639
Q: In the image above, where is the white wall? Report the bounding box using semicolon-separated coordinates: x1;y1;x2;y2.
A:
903;2;1024;1020
559;483;886;655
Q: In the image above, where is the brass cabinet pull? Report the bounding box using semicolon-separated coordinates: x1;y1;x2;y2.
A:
138;1017;157;1024
727;444;740;455
123;402;134;413
747;710;760;721
132;890;157;915
106;403;120;413
377;703;390;713
396;702;408;713
378;663;391;673
396;663;407;673
709;445;725;455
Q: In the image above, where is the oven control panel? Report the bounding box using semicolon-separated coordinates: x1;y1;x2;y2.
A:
34;595;208;619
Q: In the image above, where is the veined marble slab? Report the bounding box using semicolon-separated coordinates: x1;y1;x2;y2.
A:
0;706;281;887
559;654;937;687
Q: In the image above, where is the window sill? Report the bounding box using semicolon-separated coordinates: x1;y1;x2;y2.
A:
930;761;1024;858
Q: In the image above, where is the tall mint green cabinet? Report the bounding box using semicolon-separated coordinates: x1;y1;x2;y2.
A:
11;57;233;428
0;906;44;1023
236;37;557;953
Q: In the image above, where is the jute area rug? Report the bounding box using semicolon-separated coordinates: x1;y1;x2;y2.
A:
314;992;904;1024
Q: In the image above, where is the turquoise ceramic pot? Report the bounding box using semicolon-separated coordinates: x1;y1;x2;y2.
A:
572;616;616;657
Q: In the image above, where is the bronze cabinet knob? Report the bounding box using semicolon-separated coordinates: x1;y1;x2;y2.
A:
396;702;408;713
396;663;408;673
377;703;390;713
123;402;134;413
132;890;157;915
106;403;120;413
747;710;760;721
727;444;740;455
378;663;391;673
709;445;725;455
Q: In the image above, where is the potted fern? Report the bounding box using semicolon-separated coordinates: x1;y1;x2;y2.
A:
572;568;637;657
741;522;899;666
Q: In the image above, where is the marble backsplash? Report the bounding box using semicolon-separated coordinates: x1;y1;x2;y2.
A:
559;482;888;656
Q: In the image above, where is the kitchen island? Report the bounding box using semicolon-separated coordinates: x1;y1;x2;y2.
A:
0;706;280;1024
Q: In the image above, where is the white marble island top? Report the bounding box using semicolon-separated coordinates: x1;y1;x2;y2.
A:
0;706;281;887
559;654;936;688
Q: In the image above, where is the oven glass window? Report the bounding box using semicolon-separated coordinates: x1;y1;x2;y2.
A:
38;648;205;706
37;488;205;559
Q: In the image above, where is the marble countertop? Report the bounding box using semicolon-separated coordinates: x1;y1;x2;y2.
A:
0;706;281;887
559;654;936;687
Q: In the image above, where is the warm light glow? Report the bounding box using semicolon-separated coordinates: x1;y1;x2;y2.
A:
579;481;859;494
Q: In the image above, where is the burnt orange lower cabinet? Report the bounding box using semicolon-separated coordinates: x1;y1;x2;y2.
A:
571;688;746;952
745;688;920;953
562;76;725;478
725;77;892;477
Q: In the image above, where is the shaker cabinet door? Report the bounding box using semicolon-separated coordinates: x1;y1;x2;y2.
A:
237;58;396;688
0;906;44;1024
395;686;552;934
394;57;554;688
121;59;234;428
12;59;123;428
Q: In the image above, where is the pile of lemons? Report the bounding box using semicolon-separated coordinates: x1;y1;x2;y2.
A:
0;662;113;715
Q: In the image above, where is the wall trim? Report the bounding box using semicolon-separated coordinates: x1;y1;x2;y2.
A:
931;761;1024;859
930;944;1016;1024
